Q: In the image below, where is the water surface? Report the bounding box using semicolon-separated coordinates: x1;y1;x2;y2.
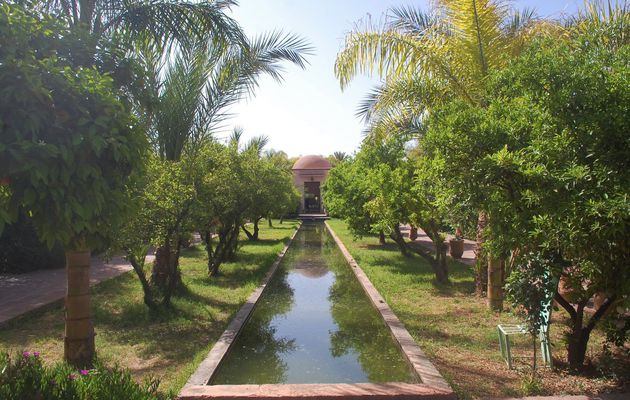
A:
210;222;418;385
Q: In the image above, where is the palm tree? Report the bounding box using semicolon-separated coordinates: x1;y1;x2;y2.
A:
148;31;310;161
43;0;243;58
335;0;545;309
145;30;310;293
39;0;307;365
33;0;244;368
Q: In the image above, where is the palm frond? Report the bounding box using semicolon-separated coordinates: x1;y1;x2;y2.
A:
388;5;437;36
98;0;244;52
229;126;244;147
568;0;630;49
245;135;270;156
357;76;445;124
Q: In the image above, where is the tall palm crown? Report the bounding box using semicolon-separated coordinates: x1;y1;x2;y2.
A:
148;32;311;161
43;0;243;50
335;0;542;129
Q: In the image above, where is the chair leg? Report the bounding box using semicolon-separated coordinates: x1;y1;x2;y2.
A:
505;335;514;369
539;331;552;367
498;328;508;366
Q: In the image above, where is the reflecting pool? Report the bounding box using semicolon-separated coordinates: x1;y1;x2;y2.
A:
209;222;418;385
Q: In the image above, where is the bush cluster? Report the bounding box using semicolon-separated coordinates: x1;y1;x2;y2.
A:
0;352;170;400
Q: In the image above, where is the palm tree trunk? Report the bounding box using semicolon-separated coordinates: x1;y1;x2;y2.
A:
487;255;504;311
64;248;95;367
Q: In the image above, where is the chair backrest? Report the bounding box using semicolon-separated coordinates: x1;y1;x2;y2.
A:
539;272;559;334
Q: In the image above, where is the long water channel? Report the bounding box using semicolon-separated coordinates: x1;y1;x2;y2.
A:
210;222;418;385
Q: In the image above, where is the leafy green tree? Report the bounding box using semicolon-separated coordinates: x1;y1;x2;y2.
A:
335;0;547;308
133;28;310;289
241;142;300;239
324;135;450;282
264;150;301;226
327;151;348;167
422;2;630;369
196;137;249;276
112;156;197;308
323;151;386;244
0;3;146;366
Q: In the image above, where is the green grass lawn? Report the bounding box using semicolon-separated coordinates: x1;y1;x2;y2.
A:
0;220;299;397
326;219;627;399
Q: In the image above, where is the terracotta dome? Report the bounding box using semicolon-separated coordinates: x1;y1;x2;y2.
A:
292;155;331;170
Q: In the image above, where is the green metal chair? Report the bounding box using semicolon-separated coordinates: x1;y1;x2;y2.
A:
497;274;557;369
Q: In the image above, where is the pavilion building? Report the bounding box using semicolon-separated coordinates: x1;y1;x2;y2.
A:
292;155;331;215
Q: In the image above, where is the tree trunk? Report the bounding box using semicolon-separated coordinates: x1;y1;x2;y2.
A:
378;230;386;245
424;223;448;283
210;228;230;276
151;241;181;305
128;253;156;309
555;292;617;370
64;248;95;367
202;230;214;273
409;225;418;241
475;211;488;296
390;225;409;257
567;325;590;369
210;225;240;276
532;334;538;379
151;243;177;289
241;224;254;240
253;218;261;240
434;239;449;284
226;225;239;260
268;218;273;228
487;255;503;311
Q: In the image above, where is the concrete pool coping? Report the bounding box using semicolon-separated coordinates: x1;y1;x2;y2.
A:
179;222;454;400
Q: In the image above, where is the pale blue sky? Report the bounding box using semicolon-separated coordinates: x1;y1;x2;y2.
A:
224;1;603;157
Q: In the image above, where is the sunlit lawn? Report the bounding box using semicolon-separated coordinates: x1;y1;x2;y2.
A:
326;219;628;399
0;220;299;397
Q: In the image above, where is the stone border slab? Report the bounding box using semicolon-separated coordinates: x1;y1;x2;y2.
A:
179;383;453;400
324;222;453;394
183;225;301;387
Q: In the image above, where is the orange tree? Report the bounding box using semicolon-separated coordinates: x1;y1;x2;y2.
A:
421;7;630;369
0;3;146;366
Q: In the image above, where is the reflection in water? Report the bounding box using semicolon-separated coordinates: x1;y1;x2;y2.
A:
210;223;418;385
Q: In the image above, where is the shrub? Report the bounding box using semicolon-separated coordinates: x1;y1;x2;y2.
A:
0;352;170;400
0;213;64;274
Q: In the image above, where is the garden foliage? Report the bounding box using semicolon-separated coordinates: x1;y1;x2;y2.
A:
0;352;168;400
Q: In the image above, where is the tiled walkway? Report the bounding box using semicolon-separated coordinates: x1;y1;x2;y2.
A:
0;255;151;324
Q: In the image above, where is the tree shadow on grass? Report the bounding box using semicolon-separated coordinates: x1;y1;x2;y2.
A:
364;252;474;297
364;242;405;252
88;234;295;367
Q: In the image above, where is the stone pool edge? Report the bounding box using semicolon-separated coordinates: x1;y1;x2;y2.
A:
179;222;455;400
324;222;453;395
181;223;302;389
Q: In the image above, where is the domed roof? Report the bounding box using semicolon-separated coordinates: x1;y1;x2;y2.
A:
292;155;331;170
